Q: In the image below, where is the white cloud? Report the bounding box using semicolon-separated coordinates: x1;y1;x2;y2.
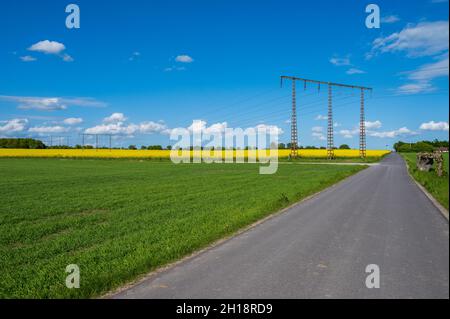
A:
419;121;449;131
175;55;194;63
312;132;326;141
398;53;449;94
0;96;106;111
171;120;283;137
315;114;328;120
139;121;169;134
397;82;435;94
329;57;351;66
365;120;382;129
103;113;127;123
16;97;66;110
368;127;416;138
339;129;358;139
86;113;169;136
27;40;73;62
255;124;284;135
311;126;325;140
85;123;137;135
407;55;449;81
29;125;69;133
0;119;28;133
20;55;36;62
381;15;400;24
28;40;66;54
371;21;449;58
63;117;83;125
62;53;74;62
346;68;366;75
339;120;415;139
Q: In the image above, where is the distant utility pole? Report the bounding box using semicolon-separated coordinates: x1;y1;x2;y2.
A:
80;133;113;150
281;75;372;159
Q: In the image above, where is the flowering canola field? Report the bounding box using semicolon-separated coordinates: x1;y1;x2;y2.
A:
0;148;390;159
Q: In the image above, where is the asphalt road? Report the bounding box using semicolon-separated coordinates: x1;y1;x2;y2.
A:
114;153;449;299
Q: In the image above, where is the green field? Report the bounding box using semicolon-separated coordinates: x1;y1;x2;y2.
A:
401;153;449;210
0;158;366;298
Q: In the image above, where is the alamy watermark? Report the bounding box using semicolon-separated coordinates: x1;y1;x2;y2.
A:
65;264;80;289
169;120;280;174
365;264;380;289
65;4;80;29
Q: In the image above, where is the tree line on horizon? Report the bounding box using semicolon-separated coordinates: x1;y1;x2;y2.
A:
394;139;449;153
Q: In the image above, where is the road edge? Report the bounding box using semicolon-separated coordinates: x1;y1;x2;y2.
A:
403;156;449;221
103;164;369;299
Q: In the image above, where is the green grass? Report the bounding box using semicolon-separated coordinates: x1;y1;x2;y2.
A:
0;158;366;298
401;153;449;210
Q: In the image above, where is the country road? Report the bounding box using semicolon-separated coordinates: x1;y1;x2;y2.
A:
114;153;449;299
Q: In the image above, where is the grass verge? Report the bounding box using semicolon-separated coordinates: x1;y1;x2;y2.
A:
401;153;449;210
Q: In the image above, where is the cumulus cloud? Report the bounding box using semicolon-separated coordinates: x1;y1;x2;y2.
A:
255;124;284;135
365;120;382;129
103;113;127;123
339;129;358;139
338;120;414;139
0;96;107;111
368;127;416;138
171;120;283;138
28;125;69;133
175;55;194;63
419;121;449;131
311;126;325;140
63;117;83;125
86;113;169;136
27;40;73;62
28;40;65;54
0;119;28;133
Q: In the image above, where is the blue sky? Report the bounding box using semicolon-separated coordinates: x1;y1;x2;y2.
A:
0;0;448;149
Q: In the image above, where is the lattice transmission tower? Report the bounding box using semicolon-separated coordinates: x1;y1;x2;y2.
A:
281;75;372;159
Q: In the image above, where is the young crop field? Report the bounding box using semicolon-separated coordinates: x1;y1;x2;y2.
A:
401;153;449;210
0;158;366;298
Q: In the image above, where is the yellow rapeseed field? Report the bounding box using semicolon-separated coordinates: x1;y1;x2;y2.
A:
0;148;390;159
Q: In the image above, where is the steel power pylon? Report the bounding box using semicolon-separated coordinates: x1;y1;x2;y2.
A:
291;80;298;158
327;85;334;159
281;75;372;159
360;89;367;158
80;133;112;149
